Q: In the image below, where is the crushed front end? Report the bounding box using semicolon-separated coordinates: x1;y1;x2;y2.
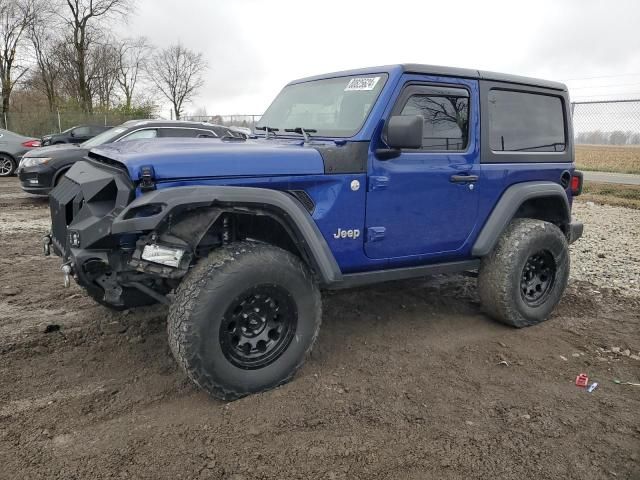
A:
45;158;196;308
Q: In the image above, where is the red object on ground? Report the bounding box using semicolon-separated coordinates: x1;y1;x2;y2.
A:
576;373;589;387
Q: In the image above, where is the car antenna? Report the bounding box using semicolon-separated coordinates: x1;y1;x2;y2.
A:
284;127;317;143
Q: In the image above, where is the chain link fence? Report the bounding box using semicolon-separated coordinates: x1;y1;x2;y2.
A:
572;100;640;145
181;114;262;131
3;111;155;139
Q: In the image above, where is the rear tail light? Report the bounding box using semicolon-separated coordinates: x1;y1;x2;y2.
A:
571;171;583;196
22;139;41;148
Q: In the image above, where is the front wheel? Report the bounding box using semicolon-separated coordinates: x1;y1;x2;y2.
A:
168;242;322;400
478;219;569;328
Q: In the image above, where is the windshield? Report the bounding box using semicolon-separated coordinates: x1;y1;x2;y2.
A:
81;126;127;148
257;74;388;137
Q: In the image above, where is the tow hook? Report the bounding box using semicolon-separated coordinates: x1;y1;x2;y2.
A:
62;263;73;288
42;234;52;256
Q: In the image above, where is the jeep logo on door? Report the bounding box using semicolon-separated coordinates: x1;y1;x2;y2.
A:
333;228;361;239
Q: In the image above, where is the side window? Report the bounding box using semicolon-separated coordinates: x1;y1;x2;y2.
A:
195;129;217;138
212;126;230;137
72;126;90;137
399;88;469;151
159;128;203;138
488;90;565;152
119;129;158;142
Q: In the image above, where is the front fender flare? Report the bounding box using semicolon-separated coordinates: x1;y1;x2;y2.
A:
111;186;343;284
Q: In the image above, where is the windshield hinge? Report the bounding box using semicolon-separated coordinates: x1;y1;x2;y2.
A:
139;165;156;192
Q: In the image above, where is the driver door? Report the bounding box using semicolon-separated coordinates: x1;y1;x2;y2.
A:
364;78;480;261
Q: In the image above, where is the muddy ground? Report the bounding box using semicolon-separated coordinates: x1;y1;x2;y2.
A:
0;177;639;480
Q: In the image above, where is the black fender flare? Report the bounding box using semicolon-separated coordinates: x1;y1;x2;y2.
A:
471;181;570;257
111;186;343;285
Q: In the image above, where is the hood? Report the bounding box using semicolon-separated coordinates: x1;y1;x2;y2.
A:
89;137;327;180
23;143;83;158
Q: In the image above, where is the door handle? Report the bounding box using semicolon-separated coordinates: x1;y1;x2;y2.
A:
450;174;479;183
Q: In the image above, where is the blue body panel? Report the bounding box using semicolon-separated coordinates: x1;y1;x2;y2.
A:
365;75;481;263
97;65;574;276
155;174;368;273
91;138;326;181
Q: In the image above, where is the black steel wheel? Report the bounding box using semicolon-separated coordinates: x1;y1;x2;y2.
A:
220;285;297;369
520;250;556;306
168;241;322;400
478;219;569;327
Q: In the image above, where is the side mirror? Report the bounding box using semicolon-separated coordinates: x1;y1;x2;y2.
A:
69;130;76;137
386;115;423;149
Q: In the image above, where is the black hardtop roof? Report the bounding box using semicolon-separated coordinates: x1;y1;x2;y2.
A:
401;64;567;91
290;64;567;92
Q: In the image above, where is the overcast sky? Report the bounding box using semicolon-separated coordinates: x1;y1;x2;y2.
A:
120;0;640;117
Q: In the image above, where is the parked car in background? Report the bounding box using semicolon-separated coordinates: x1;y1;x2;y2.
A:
0;128;41;177
18;120;243;195
229;126;253;137
41;124;112;146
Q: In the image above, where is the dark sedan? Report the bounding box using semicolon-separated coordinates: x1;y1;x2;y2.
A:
19;120;242;195
41;124;112;146
0;128;41;176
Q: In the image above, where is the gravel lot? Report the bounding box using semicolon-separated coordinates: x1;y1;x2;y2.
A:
0;179;638;480
570;202;640;297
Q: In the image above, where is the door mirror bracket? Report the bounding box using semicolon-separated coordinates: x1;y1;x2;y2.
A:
374;148;401;160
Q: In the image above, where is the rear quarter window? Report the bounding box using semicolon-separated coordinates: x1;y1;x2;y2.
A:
479;82;572;164
488;90;566;152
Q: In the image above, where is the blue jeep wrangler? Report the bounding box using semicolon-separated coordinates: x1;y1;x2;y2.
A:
45;64;584;400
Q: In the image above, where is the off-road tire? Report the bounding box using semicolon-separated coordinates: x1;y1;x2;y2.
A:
0;154;16;177
168;241;322;401
478;219;569;328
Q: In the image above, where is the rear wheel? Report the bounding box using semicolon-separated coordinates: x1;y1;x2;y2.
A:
168;241;322;400
0;154;16;177
478;219;569;327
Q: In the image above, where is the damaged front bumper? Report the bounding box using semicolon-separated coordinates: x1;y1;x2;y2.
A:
45;160;197;308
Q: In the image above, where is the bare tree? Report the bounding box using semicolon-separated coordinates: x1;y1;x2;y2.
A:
148;43;206;120
58;0;132;113
53;37;83;105
29;6;60;112
90;40;119;109
116;36;150;111
0;0;37;126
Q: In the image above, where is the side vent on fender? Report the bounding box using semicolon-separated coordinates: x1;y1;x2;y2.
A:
287;190;315;214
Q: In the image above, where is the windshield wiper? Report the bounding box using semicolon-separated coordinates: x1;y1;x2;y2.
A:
284;127;317;143
255;125;279;139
